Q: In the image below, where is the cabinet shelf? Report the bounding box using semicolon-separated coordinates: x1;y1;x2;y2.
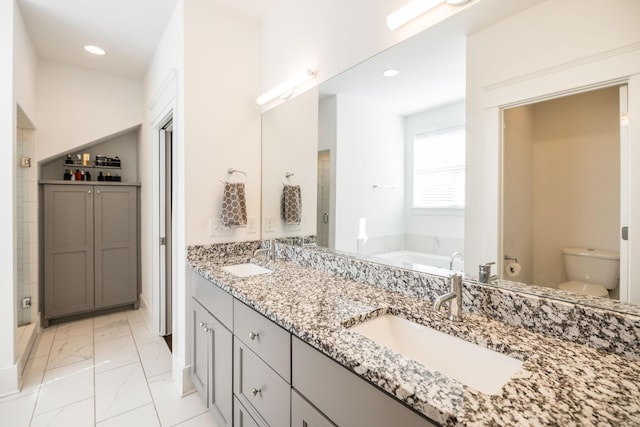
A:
63;163;121;170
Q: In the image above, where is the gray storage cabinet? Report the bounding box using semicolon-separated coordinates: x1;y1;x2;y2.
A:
43;184;138;323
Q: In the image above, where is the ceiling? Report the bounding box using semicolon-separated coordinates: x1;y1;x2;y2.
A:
17;0;282;79
319;0;547;116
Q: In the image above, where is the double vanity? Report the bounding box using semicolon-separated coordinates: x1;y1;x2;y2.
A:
187;242;640;426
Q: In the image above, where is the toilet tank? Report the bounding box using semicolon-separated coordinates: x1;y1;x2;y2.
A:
562;247;620;289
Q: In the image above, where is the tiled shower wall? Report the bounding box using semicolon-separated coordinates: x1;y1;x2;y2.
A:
16;125;37;326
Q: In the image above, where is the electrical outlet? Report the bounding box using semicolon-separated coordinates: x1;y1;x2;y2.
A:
20;157;31;168
22;297;31;309
209;218;233;237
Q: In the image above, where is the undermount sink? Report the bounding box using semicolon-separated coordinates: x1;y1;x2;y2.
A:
348;314;523;395
220;263;272;278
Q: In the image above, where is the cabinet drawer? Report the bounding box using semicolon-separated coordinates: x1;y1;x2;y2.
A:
234;337;290;427
233;397;262;427
233;300;291;381
292;337;436;427
292;389;335;427
192;269;233;330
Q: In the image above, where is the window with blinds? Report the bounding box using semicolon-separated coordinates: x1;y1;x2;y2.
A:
413;128;465;209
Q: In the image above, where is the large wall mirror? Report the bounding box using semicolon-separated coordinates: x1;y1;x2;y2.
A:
260;1;640;316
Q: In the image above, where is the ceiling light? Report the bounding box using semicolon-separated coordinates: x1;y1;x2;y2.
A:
382;69;400;77
386;0;472;30
256;68;315;106
84;45;106;56
387;0;443;30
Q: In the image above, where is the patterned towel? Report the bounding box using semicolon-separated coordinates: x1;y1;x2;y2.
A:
221;182;247;227
281;185;302;225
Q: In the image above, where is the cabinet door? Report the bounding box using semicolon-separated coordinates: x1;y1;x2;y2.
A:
192;301;210;404
44;185;94;318
292;390;335;427
94;186;138;308
209;308;233;427
192;299;233;427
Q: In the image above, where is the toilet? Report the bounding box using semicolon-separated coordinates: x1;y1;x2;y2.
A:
558;247;620;298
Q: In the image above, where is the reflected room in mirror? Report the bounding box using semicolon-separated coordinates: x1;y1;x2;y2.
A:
316;21;466;277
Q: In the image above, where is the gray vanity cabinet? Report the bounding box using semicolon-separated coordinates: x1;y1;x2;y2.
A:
191;270;234;427
292;337;436;427
233;299;291;427
43;184;138;322
291;390;335;427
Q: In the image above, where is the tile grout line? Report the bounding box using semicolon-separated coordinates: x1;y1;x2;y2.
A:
127;312;163;426
28;323;59;425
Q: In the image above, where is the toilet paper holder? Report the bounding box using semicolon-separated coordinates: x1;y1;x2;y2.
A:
504;254;518;264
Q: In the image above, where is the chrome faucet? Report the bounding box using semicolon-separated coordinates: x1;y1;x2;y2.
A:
449;251;464;270
479;262;496;284
253;240;275;266
433;274;463;322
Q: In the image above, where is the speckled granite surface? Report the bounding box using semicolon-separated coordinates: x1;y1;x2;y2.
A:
187;244;640;426
281;244;640;361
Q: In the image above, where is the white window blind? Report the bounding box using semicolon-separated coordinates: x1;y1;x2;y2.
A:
413;128;465;209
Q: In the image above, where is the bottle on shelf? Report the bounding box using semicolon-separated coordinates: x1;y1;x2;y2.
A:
97;171;105;182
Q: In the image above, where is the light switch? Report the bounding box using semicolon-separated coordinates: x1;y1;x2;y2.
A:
264;217;275;233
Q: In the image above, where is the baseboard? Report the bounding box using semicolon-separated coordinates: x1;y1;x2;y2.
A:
173;358;195;397
139;293;154;332
0;363;19;398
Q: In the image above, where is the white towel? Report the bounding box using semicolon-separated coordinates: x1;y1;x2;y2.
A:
281;185;302;225
221;182;247;227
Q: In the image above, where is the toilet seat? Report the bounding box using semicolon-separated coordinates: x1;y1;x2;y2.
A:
558;281;609;298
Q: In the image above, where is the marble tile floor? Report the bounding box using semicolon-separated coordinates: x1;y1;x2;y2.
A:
0;309;221;427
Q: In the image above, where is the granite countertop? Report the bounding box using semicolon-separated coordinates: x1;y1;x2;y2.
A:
188;256;640;426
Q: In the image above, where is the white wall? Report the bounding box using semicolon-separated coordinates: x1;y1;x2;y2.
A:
142;0;185;393
466;0;640;284
262;88;318;239
142;0;262;395
0;0;17;396
183;0;262;246
0;0;38;397
36;60;143;162
334;94;405;254
502;105;534;284
404;101;465;256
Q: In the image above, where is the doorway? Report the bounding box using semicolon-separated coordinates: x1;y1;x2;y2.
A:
317;150;331;248
501;85;628;301
159;118;173;340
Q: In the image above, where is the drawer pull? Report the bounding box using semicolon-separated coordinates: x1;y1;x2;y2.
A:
251;388;262;397
248;331;259;340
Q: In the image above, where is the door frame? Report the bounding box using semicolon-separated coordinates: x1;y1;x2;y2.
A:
498;80;631;301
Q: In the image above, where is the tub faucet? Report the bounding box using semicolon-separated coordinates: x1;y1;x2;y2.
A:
253;240;275;266
449;251;464;270
433;274;463;322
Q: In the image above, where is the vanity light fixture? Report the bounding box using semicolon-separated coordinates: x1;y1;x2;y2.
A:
256;68;315;106
382;68;400;77
84;45;106;55
387;0;472;30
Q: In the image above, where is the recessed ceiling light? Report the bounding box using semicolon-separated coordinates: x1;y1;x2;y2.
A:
446;0;471;5
382;69;400;77
84;45;106;56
